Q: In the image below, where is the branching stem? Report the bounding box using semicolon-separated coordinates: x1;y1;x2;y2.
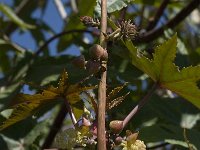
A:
137;0;200;43
123;83;158;128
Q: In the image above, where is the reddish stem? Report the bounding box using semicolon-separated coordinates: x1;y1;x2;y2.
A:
97;0;107;149
123;83;158;128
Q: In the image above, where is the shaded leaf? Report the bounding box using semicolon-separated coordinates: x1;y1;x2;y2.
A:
57;0;96;51
0;4;35;29
95;0;133;15
139;124;200;148
124;35;200;108
165;139;197;150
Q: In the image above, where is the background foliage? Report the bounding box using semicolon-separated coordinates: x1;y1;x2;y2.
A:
0;0;199;149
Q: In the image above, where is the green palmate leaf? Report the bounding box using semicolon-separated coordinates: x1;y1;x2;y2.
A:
0;4;35;29
0;70;96;130
0;90;59;130
124;35;200;108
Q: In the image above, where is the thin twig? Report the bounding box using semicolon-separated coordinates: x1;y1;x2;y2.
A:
146;0;170;31
2;34;27;53
123;83;158;128
137;0;200;43
97;0;107;149
183;128;193;150
64;98;77;125
42;104;68;149
53;0;67;20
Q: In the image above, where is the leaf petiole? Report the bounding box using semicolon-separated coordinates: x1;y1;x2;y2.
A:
123;82;158;128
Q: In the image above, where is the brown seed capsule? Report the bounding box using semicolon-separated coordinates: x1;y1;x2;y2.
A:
115;136;123;145
101;50;108;61
89;44;104;60
86;60;101;74
72;55;86;69
109;120;123;134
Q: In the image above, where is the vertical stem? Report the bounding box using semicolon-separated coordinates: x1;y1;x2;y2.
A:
97;0;107;149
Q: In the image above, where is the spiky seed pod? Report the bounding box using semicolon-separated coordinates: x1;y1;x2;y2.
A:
118;20;137;40
101;50;108;61
72;55;86;69
109;120;124;134
86;60;101;74
89;44;104;60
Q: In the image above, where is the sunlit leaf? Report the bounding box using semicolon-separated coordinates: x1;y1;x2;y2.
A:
84;92;98;114
124;35;200;108
0;4;35;29
71;101;84;120
58;69;68;93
